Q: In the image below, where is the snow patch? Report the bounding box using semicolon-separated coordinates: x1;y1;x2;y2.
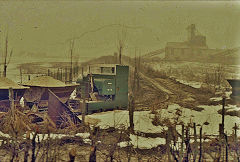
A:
176;79;202;89
70;89;77;99
118;134;165;149
84;110;167;133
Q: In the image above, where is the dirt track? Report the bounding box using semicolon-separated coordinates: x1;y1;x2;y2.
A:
135;69;215;111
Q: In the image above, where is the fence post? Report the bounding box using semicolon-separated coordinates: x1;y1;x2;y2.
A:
234;123;240;161
225;134;228;162
193;123;197;162
180;124;184;162
199;126;202;162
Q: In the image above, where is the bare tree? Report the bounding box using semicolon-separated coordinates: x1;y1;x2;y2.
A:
69;40;75;83
117;26;127;65
3;32;13;77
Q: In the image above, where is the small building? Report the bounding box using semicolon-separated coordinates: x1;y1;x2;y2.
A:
0;77;28;112
23;76;77;111
165;24;224;61
76;64;129;114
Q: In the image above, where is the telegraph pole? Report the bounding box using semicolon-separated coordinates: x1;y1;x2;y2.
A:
69;40;74;83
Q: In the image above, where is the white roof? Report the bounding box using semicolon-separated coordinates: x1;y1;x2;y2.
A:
0;77;28;89
23;76;76;88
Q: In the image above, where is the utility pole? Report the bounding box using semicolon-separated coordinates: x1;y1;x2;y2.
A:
69;40;74;83
129;49;137;133
81;67;85;125
3;33;8;77
222;96;226;134
119;45;122;65
3;31;13;78
199;126;202;162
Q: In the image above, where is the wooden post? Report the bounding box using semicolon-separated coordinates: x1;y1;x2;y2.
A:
81;68;85;125
69;148;76;162
119;46;122;65
220;96;226;161
222;97;226;135
180;124;184;162
166;127;171;162
24;131;30;162
185;126;190;161
193;123;197;162
69;40;74;83
199;126;202;162
217;124;222;161
3;33;8;77
129;94;134;133
31;133;37;162
225;134;228;162
234;123;240;161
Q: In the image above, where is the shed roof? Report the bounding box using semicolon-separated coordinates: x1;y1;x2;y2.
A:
23;76;76;88
0;77;28;89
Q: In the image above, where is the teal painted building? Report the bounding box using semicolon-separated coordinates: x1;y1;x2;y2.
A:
77;64;129;114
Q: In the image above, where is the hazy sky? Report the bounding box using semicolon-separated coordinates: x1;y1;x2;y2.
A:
0;1;240;62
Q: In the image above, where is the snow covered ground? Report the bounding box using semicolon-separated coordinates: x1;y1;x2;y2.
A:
82;103;240;149
84;110;167;133
1;103;239;149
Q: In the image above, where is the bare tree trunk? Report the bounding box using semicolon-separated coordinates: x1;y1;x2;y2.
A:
69;148;76;162
129;58;137;133
89;146;96;162
69;40;74;83
180;124;184;162
3;65;7;77
222;97;225;132
199;126;202;162
185;126;191;161
24;132;30;162
9;88;16;162
3;33;8;77
119;46;122;65
129;94;134;133
166;127;171;161
31;132;37;162
225;134;228;162
234;123;240;161
82;67;85;124
193;123;197;162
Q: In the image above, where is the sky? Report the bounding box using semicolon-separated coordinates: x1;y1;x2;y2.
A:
0;1;240;62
